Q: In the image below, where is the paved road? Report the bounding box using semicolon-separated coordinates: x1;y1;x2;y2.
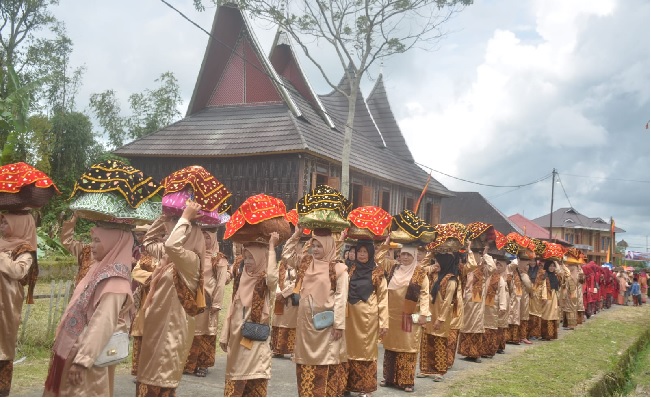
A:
16;309;611;397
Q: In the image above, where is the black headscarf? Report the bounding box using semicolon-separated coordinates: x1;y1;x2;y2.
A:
544;260;560;291
348;240;376;304
431;252;459;304
528;261;540;284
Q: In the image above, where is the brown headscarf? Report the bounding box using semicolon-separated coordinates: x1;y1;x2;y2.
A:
236;244;268;308
45;226;133;395
0;213;37;251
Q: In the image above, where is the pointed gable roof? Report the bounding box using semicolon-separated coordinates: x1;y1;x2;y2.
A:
186;4;301;117
269;30;334;128
531;207;626;233
366;75;414;162
318;67;387;149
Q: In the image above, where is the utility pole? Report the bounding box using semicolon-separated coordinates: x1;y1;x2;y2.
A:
549;168;556;240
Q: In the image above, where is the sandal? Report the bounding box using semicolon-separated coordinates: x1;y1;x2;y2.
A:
194;368;207;377
433;375;444;382
404;387;414;393
379;380;387;387
416;373;429;378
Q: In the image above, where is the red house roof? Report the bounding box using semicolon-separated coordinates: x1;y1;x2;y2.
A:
509;213;569;244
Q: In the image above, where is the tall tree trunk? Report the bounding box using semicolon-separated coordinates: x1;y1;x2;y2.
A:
341;84;358;199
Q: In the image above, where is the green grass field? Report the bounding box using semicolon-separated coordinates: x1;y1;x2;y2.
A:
445;305;650;397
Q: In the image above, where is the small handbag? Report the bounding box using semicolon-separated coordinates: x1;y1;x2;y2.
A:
309;296;335;330
240;307;270;341
94;332;129;367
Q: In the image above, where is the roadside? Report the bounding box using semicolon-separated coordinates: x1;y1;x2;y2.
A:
12;304;648;397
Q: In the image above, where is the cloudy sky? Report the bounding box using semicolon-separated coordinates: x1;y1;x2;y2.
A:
51;0;650;250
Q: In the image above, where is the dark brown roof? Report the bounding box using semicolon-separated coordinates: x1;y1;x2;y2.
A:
367;75;414;163
114;4;451;197
531;207;626;233
440;191;523;235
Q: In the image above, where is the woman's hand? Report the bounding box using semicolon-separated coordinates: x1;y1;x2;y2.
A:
67;363;86;386
182;200;202;221
269;232;280;248
418;315;428;325
379;328;388;338
219;342;228;352
432;319;442;331
331;328;343;341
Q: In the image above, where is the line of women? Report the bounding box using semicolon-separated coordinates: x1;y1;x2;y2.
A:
1;207;601;398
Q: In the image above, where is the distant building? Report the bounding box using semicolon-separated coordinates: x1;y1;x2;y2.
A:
531;207;625;264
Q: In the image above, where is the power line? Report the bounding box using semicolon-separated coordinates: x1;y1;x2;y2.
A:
556;173;575;210
559;173;650;184
415;161;552;187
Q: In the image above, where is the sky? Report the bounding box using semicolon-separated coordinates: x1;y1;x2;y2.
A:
50;0;650;251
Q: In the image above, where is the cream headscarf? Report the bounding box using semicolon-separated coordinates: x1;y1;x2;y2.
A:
303;234;339;306
0;213;37;251
236;244;268;308
388;245;418;290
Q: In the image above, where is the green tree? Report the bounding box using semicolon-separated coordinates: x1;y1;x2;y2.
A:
90;72;182;148
199;0;471;197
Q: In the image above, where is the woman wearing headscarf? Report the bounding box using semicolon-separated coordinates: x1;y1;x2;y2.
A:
344;240;388;396
480;258;507;359
130;216;173;378
505;256;524;345
184;227;230;377
518;260;533;344
540;260;562;341
43;222;133;396
293;231;349;397
446;253;465;370
527;259;547;340
136;202;205;396
617;271;629;306
560;262;579;330
457;244;496;363
0;212;38;397
495;259;510;354
271;227;308;358
419;252;458;382
219;234;279;396
345;247;356;268
381;245;430;393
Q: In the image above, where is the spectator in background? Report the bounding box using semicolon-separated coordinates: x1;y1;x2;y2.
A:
630;278;641;306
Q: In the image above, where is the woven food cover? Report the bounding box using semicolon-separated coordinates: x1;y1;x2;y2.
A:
564;247;586;264
70;192;161;225
0;162;60;210
494;230;508;250
162;189;229;226
427;222;467;252
161;165;231;213
347;206;392;241
70;160;162;208
390;210;435;244
224;194;291;243
529;238;547;256
466;221;495;249
296;185;351;232
543;242;567;260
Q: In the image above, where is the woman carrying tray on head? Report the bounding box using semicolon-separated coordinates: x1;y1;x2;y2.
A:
219;233;279;396
135;202;205;396
343;240;388;397
0;212;38;397
43;222;134;396
380;244;430;393
184;227;230;378
292;230;349;397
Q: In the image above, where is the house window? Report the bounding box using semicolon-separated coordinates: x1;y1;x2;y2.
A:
404;197;414;212
350;183;363;208
316;173;328;186
565;233;574;244
601;237;610;252
380;190;391;212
